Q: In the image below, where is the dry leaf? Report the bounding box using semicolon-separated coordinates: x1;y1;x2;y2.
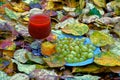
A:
94;52;120;66
90;31;114;46
72;64;100;73
109;66;120;73
43;55;65;67
62;23;89;36
11;2;28;12
93;0;106;8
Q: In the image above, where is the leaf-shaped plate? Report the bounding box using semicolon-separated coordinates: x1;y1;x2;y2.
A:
52;30;101;66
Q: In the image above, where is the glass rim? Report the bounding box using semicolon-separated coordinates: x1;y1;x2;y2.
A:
29;14;51;25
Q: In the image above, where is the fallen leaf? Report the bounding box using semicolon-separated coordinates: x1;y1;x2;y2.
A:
4;8;19;20
65;75;100;80
27;51;44;64
79;0;85;9
43;55;65;67
14;49;28;63
15;24;30;37
12;59;36;74
3;50;14;59
11;2;28;12
93;0;106;8
72;64;100;73
94;52;120;66
10;73;29;80
90;31;114;46
0;39;16;50
41;41;56;56
4;62;15;76
62;23;89;36
0;58;10;70
109;66;120;73
0;3;13;14
65;0;78;8
0;71;11;80
30;69;57;80
109;39;120;56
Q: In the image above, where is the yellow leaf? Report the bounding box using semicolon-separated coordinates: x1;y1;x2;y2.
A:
79;0;85;9
94;52;120;66
93;0;106;8
72;64;100;73
90;31;114;46
45;1;54;10
11;2;28;12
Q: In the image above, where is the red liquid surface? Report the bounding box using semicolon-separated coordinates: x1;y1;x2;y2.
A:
28;14;51;39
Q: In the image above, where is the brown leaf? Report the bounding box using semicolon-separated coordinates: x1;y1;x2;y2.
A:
0;58;10;70
109;66;120;73
3;62;16;76
2;50;14;60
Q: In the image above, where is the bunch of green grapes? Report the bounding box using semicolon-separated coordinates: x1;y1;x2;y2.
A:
55;37;96;63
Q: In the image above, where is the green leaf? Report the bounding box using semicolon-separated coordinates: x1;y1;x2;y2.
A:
0;71;11;80
27;51;44;64
43;55;65;67
35;65;48;69
74;6;82;15
10;73;29;80
12;59;36;74
109;39;120;56
14;49;28;63
88;8;101;18
0;2;5;6
90;31;114;46
65;75;100;80
4;8;19;20
62;22;89;36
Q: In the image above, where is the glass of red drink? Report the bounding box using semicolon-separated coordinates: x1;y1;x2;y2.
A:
28;14;51;40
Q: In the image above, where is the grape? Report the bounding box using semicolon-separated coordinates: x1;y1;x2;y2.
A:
56;47;61;53
76;53;81;58
79;58;85;62
55;37;96;63
81;46;88;52
63;44;67;49
73;57;79;62
87;52;94;58
74;46;79;52
70;46;74;51
65;57;74;63
82;52;88;57
63;51;68;56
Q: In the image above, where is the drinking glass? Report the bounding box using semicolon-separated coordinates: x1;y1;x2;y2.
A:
28;14;51;40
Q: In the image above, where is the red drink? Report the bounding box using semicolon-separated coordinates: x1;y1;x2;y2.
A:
28;14;51;39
